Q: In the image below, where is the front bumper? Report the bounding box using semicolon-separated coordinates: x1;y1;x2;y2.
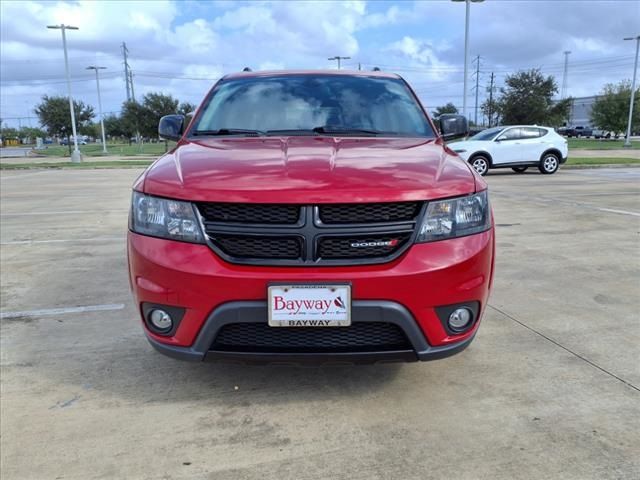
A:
128;228;494;362
145;300;476;364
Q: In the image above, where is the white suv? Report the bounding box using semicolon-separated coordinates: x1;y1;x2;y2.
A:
449;126;568;176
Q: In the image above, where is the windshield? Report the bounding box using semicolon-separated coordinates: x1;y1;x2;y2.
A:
190;74;434;137
470;127;504;141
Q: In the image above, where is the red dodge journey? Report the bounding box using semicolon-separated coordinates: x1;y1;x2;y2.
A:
127;70;495;364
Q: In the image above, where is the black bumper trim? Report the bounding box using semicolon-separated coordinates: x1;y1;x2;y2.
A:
144;300;477;364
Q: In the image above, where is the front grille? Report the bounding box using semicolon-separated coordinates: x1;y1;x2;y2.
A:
198;203;300;224
198;202;423;266
211;234;302;259
211;322;411;353
319;202;421;224
318;233;413;259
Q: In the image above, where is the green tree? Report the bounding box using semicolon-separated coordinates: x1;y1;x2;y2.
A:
495;69;571;126
120;101;147;144
120;93;180;140
590;80;639;134
431;103;458;118
103;114;127;139
140;92;179;138
34;95;94;153
178;102;197;116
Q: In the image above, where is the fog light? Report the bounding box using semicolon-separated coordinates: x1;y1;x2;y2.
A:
448;308;472;332
149;309;172;331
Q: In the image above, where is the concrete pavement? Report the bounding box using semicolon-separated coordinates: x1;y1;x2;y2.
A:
1;167;638;479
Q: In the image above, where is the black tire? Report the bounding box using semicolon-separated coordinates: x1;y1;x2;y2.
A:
469;155;490;176
538;153;560;174
512;166;528;173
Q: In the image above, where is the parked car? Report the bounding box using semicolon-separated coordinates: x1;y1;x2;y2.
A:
562;125;593;138
127;70;495;364
59;137;87;146
448;125;568;175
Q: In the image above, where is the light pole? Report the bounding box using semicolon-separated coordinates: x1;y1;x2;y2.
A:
87;66;107;154
47;24;81;163
452;0;484;120
623;35;639;148
328;56;351;70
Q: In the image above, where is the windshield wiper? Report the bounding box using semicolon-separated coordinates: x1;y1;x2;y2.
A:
311;126;390;136
192;128;266;136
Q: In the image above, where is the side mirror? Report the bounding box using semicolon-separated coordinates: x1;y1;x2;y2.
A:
158;115;185;141
439;114;469;140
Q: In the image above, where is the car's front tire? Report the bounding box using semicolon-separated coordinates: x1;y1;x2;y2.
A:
512;166;528;173
470;155;489;176
539;153;559;174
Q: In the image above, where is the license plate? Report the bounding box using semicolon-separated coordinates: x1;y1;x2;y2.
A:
268;284;351;327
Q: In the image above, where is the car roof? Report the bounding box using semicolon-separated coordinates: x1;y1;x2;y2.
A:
223;69;402;80
495;125;551;129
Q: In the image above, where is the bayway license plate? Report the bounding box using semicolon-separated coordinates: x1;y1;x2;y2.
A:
268;284;351;327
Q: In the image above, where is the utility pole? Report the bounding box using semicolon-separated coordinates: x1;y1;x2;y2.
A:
452;0;485;120
48;24;81;163
487;72;495;127
129;70;136;102
122;42;131;102
328;56;351;70
623;35;639;148
358;62;362;71
87;66;107;154
561;50;571;99
472;55;481;126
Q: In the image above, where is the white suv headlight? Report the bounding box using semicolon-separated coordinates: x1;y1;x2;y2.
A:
416;190;491;243
129;191;204;243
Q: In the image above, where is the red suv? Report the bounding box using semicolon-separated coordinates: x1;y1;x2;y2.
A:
127;70;495;364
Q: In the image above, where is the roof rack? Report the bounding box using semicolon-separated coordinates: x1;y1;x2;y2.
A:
242;67;252;72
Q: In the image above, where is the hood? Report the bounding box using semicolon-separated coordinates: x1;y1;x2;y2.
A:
142;137;480;203
447;140;489;152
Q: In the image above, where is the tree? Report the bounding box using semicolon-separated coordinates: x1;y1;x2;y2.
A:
431;103;458;118
119;93;181;140
590;80;639;134
178;102;197;116
34;95;94;153
120;101;148;143
495;69;571;126
103;114;127;139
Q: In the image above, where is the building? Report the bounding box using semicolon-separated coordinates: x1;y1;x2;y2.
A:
567;95;598;127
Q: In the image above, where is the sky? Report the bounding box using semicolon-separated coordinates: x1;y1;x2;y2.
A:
1;0;638;128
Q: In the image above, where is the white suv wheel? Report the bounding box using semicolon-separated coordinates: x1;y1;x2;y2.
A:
471;156;489;176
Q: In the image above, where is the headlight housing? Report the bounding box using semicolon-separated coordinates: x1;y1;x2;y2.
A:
129;191;204;243
416;190;491;243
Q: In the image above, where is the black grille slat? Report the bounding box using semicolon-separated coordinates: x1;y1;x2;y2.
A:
318;233;413;259
319;202;420;224
211;235;302;259
212;322;411;353
198;203;300;224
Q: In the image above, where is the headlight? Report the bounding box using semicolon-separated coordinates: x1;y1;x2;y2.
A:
129;191;204;243
416;190;491;243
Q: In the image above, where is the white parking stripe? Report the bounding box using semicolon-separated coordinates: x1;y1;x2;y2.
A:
1;303;125;319
1;236;124;245
0;210;127;217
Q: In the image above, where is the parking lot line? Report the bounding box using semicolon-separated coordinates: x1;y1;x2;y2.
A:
0;210;127;217
0;303;125;319
1;236;124;246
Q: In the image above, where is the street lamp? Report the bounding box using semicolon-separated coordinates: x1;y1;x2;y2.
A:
47;24;82;163
452;0;484;120
87;66;107;154
623;35;639;148
328;56;351;70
